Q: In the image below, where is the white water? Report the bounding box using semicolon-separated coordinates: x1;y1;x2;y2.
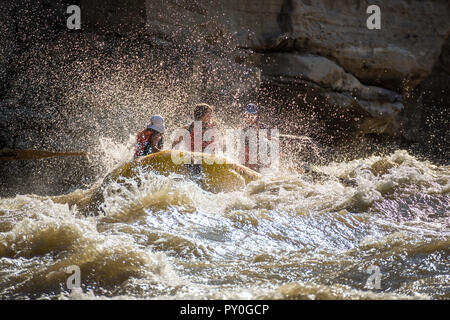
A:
0;146;448;300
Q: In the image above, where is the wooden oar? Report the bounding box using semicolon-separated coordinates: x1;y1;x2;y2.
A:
0;149;88;161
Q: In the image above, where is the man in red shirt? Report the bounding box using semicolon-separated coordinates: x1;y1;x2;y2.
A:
171;103;220;153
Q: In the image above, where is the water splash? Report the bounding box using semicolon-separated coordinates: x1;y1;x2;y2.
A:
0;150;448;299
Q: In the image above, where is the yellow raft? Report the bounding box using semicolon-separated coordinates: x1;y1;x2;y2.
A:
104;150;261;193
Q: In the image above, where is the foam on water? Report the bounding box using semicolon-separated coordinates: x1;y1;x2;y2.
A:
0;149;448;299
0;196;178;299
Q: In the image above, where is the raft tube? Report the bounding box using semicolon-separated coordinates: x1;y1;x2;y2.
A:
105;150;261;193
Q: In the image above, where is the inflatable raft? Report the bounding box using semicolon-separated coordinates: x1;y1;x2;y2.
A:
104;150;261;193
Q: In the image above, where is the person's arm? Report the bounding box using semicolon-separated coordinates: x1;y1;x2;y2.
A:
172;124;194;149
134;144;143;158
134;132;145;158
171;135;183;149
150;133;163;153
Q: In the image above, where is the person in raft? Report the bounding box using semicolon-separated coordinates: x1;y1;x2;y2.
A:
171;103;221;182
171;103;220;153
241;103;275;172
134;115;165;158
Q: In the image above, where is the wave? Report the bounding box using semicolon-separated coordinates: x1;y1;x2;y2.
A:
0;150;448;299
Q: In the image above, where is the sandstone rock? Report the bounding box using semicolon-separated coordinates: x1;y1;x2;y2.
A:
144;0;450;136
221;0;450;89
257;52;403;132
260;52;401;100
140;0;450;90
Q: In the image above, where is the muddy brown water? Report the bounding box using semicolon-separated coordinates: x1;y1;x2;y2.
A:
0;150;448;299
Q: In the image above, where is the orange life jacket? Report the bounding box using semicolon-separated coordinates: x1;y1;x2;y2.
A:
134;129;163;158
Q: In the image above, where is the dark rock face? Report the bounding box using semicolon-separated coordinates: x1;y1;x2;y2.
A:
1;0;449;195
0;1;15;95
399;36;450;164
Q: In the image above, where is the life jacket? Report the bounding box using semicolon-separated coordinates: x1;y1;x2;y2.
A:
134;129;163;158
187;122;218;153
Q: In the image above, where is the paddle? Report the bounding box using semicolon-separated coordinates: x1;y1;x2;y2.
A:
0;149;88;161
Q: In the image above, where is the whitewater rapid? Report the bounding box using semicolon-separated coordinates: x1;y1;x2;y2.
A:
0;149;448;299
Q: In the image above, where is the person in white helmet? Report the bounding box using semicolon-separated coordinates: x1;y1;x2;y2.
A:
134;115;165;158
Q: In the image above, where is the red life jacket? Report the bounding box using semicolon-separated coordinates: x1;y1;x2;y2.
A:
187;122;217;153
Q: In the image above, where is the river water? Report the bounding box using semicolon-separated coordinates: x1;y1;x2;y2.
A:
0;147;448;300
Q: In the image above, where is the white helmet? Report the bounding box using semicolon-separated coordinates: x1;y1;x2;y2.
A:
147;115;165;133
